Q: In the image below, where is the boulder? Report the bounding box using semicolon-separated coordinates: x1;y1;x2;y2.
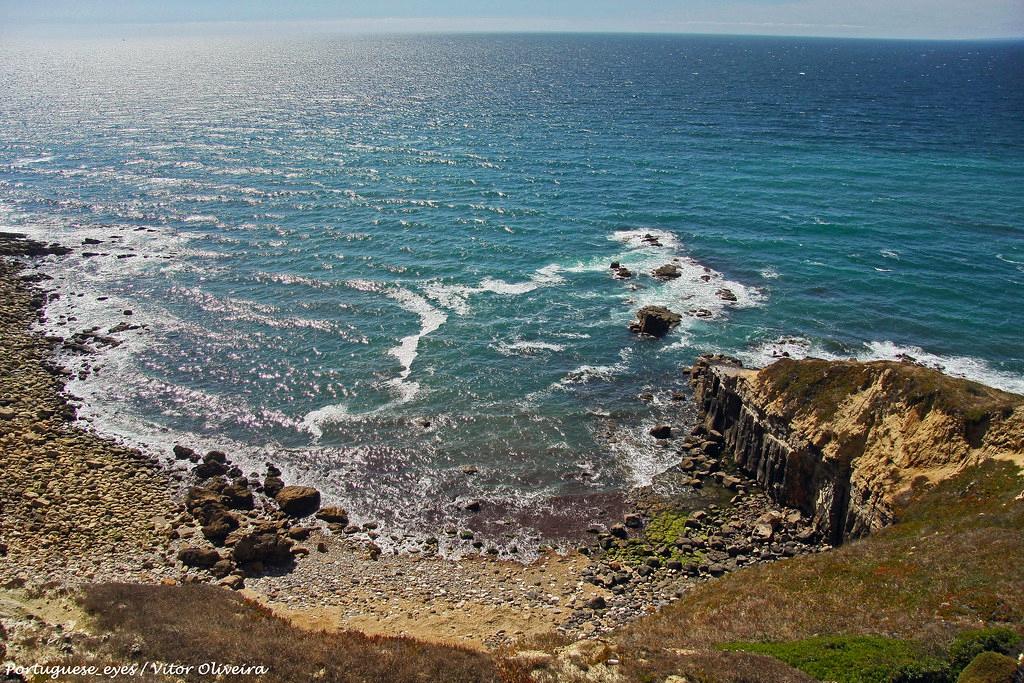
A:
185;486;239;545
263;475;285;498
206;450;228;463
628;306;682;337
752;523;774;541
172;445;196;460
200;514;239;545
193;460;227;480
209;559;235;579
218;575;245;590
717;288;738;302
585;595;607;610
177;547;221;568
624;513;643;529
274;486;321;517
222;479;254;510
649;424;673;439
316;506;349;524
232;531;294;566
652;264;682;280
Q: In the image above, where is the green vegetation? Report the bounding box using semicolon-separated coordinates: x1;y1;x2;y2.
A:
722;635;950;683
608;460;1024;682
956;651;1020;683
603;510;706;568
948;628;1023;674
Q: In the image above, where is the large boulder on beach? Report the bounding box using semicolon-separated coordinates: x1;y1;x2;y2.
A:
172;444;196;460
222;478;254;510
628;306;682;337
185;486;239;545
177;546;221;569
232;531;294;566
192;451;229;480
275;486;321;517
316;506;349;524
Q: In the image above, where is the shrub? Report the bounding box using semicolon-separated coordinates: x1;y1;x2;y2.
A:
955;651;1020;683
949;628;1023;674
722;635;952;683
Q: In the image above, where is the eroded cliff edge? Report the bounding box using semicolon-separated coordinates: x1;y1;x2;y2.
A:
690;355;1024;544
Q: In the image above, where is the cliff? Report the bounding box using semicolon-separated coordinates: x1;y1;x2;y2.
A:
690;355;1024;544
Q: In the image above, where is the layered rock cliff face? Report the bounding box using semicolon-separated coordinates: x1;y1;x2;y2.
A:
690;355;1024;544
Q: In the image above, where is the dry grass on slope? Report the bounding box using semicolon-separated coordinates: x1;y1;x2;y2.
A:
609;460;1024;680
65;583;506;683
757;357;1023;426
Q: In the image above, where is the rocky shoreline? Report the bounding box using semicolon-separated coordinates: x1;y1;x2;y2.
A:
1;231;829;653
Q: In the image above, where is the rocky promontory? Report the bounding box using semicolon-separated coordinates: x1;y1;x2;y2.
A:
690;354;1024;544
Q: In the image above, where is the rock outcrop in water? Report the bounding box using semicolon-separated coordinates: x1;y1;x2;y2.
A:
629;305;682;337
690;355;1024;544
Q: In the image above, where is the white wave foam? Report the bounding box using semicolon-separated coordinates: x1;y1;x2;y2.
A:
182;214;219;224
739;337;1024;395
301;403;355;440
565;228;762;332
493;340;566;356
423;264;566;314
735;337;819;368
626;256;761;316
12;155;55;166
479;277;537;295
553;347;633;390
858;341;1024;395
609;228;681;250
354;286;446;403
421;282;473;314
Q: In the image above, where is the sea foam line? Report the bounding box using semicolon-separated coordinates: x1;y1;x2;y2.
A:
738;337;1024;395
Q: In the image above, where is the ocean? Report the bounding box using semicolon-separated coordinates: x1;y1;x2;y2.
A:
1;32;1022;554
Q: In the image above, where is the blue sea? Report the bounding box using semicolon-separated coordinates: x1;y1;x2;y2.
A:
2;33;1022;553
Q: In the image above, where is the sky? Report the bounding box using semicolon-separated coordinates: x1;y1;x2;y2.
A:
1;0;1022;40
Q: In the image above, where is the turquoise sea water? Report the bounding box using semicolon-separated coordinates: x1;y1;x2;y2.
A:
1;33;1022;552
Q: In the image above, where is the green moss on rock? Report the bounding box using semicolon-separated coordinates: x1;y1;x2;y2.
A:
604;510;706;568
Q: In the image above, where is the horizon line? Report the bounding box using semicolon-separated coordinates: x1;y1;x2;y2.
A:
2;17;1023;42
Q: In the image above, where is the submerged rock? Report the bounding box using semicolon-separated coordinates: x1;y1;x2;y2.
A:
628;306;682;337
649;424;673;439
652;263;682;280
